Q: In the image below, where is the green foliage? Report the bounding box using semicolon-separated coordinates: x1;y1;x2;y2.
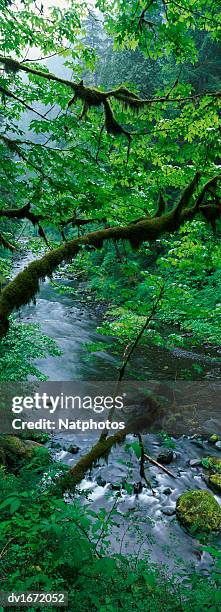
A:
0;3;221;610
71;220;221;370
159;432;176;450
19;431;50;444
0;252;12;286
0;466;221;610
0;317;62;380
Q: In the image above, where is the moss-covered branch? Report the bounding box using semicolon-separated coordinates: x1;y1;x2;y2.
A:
0;56;220;105
0;203;42;225
0;173;220;335
0;55;220;147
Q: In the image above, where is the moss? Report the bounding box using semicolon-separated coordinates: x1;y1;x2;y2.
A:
0;435;33;469
103;99;128;137
176;489;221;533
202;456;221;473
208;474;221;493
0;173;219;338
0;436;52;473
20;431;49;444
209;434;219;444
74;81;105;107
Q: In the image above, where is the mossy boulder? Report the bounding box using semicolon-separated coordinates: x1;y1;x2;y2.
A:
0;435;33;460
0;436;49;470
201;456;221;473
208;474;221;494
20;431;49;444
176;490;221;533
209;434;219;444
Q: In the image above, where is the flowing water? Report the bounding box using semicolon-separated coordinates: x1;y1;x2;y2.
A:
13;250;221;572
13;252;221;383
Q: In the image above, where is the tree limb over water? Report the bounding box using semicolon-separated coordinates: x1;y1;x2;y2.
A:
0;172;220;336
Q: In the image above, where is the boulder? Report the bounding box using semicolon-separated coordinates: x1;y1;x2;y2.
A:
0;436;50;469
67;445;80;455
208;474;221;494
189;459;201;467
157;449;174;465
96;475;107;487
133;481;143;495
176;490;221;533
0;435;33;462
202;456;221;473
209;434;219;444
50;441;62;450
163;487;172;495
162;506;176;516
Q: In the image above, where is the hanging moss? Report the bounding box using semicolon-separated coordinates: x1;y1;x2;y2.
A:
103;99;131;140
129;238;142;251
155;193;166;217
72;80;106;107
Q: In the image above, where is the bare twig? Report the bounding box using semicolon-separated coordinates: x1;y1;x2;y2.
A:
144;453;176;479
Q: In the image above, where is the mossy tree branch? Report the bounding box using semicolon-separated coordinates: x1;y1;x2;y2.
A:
0;172;220;336
0;55;220;146
0;56;220;105
58;400;163;491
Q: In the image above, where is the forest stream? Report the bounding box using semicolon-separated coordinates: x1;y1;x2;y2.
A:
12;250;221;574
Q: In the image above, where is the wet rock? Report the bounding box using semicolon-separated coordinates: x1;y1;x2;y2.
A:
191;438;205;449
189;459;201;467
67;445;80;455
50;441;62;450
110;482;122;491
162;506;176;516
163;487;172;496
215;441;221;451
209;434;219;444
133;482;143;495
176;490;221;533
96;475;107;487
157;449;174;465
208;474;221;494
23;440;42;448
